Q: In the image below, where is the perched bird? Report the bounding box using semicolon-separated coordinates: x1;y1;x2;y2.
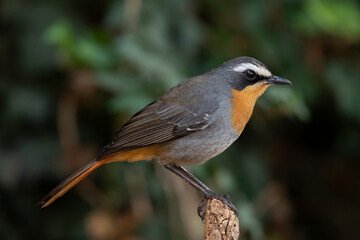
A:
40;57;291;215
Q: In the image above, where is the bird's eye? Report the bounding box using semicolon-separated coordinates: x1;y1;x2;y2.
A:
244;69;256;80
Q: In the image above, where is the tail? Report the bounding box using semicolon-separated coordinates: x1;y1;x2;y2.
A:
39;159;105;208
40;145;158;208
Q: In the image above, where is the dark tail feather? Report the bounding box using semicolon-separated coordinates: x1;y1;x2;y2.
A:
39;159;104;208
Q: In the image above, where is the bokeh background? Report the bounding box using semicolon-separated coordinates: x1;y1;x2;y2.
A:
1;0;360;239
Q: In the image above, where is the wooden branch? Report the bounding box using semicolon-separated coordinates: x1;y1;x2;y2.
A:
204;199;240;240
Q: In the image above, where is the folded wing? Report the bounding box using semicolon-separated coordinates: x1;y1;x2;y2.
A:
97;101;212;159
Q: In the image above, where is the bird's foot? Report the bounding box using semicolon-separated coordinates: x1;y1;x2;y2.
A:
197;191;238;221
197;198;207;221
215;194;238;216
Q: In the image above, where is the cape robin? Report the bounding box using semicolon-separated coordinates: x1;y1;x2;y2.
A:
40;57;291;216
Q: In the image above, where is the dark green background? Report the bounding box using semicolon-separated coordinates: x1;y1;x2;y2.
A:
1;0;360;239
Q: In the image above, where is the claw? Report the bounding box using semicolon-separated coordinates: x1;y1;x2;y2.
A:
216;194;238;216
197;193;238;219
197;198;207;222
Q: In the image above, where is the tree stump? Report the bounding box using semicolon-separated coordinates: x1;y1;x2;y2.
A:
204;199;240;240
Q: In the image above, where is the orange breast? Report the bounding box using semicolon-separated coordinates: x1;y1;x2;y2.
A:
230;84;269;134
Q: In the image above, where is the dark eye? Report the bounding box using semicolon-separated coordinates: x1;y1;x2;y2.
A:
244;69;256;80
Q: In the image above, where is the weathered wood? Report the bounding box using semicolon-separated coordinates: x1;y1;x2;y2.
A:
204;199;240;240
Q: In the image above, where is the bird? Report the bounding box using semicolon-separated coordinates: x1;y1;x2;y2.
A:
40;57;291;215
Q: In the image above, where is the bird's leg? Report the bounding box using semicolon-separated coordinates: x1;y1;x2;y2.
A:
163;164;238;220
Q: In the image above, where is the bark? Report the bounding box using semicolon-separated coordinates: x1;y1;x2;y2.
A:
204;199;240;240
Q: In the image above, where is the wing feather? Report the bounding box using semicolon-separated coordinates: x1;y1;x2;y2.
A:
97;101;212;159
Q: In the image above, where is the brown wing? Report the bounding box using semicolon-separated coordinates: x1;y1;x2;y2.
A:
97;101;211;159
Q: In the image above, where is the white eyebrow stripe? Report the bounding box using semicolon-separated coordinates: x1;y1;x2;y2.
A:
233;63;272;77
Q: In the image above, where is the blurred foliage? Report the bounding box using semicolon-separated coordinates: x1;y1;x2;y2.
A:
1;0;360;239
295;0;360;41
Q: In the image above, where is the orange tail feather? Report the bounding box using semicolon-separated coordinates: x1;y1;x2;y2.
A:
40;159;104;208
40;145;159;208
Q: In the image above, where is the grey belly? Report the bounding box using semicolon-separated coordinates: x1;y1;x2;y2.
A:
158;124;240;166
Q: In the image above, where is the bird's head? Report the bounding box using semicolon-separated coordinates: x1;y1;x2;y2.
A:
216;57;291;97
213;57;292;133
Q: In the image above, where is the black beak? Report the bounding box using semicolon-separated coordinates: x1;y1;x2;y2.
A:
266;75;292;85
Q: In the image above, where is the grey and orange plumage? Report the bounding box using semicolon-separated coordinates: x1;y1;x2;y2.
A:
40;57;291;210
